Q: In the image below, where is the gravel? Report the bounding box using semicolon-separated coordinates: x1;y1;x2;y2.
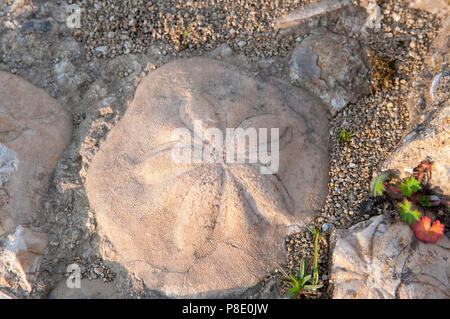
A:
74;0;315;59
280;0;441;298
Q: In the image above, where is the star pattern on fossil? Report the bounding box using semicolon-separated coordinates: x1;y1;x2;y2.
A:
132;92;309;259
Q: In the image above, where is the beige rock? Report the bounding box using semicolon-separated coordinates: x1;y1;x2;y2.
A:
274;0;351;31
290;28;371;114
409;0;449;17
0;72;72;235
86;57;329;297
389;9;449;194
330;215;450;299
382;104;449;194
3;226;48;283
0;289;15;299
48;279;119;299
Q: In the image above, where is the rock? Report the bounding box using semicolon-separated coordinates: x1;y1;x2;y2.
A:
382;104;449;194
383;12;449;195
0;72;72;235
409;0;449;17
20;18;52;32
48;279;119;299
2;226;48;283
274;0;351;31
274;0;380;36
359;0;382;34
86;57;329;297
0;289;15;299
290;28;371;114
330;215;450;299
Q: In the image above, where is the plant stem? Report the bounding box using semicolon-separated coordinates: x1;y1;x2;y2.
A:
430;200;450;205
312;231;320;285
384;183;401;193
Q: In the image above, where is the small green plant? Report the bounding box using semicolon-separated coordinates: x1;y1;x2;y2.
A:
309;227;322;285
418;195;431;207
337;128;355;142
399;176;421;197
183;25;192;39
398;199;421;225
283;259;322;299
370;161;447;243
371;172;388;196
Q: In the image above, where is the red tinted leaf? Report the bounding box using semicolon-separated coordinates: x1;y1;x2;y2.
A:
413;217;444;243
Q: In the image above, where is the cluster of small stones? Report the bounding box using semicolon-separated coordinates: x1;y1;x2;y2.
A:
74;0;311;59
281;0;440;298
68;256;116;282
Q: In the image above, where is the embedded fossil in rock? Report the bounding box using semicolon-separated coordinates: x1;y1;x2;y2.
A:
86;58;330;296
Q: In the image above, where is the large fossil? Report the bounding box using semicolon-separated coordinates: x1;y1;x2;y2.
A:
86;58;330;296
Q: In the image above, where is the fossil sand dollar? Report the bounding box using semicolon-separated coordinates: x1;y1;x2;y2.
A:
86;58;330;296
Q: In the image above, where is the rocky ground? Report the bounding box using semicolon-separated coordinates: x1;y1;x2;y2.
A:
0;0;447;299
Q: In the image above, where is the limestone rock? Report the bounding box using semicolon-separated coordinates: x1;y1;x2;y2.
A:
274;0;351;31
0;289;15;299
0;72;72;235
330;215;450;299
86;57;329;297
2;226;48;283
409;0;449;17
359;0;382;34
382;104;449;195
290;28;371;114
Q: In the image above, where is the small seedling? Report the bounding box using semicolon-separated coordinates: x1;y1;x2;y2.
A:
413;158;433;184
418;195;431;208
309;227;322;285
399;176;421;197
283;259;322;299
370;161;447;243
183;25;191;39
398;199;420;225
337;128;355;142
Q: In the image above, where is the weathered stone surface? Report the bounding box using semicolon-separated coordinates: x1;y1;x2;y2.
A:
383;11;449;195
330;215;450;299
382;104;449;194
409;0;449;17
290;28;371;114
274;0;380;37
274;0;351;31
49;279;119;299
0;289;15;299
86;57;329;297
1;226;48;283
0;72;72;235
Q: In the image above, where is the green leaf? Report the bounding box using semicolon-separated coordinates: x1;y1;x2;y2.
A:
399;176;421;197
304;285;323;290
418;195;431;208
289;274;299;286
302;275;312;284
285;287;299;298
398;199;421;225
371;173;387;196
299;259;306;279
